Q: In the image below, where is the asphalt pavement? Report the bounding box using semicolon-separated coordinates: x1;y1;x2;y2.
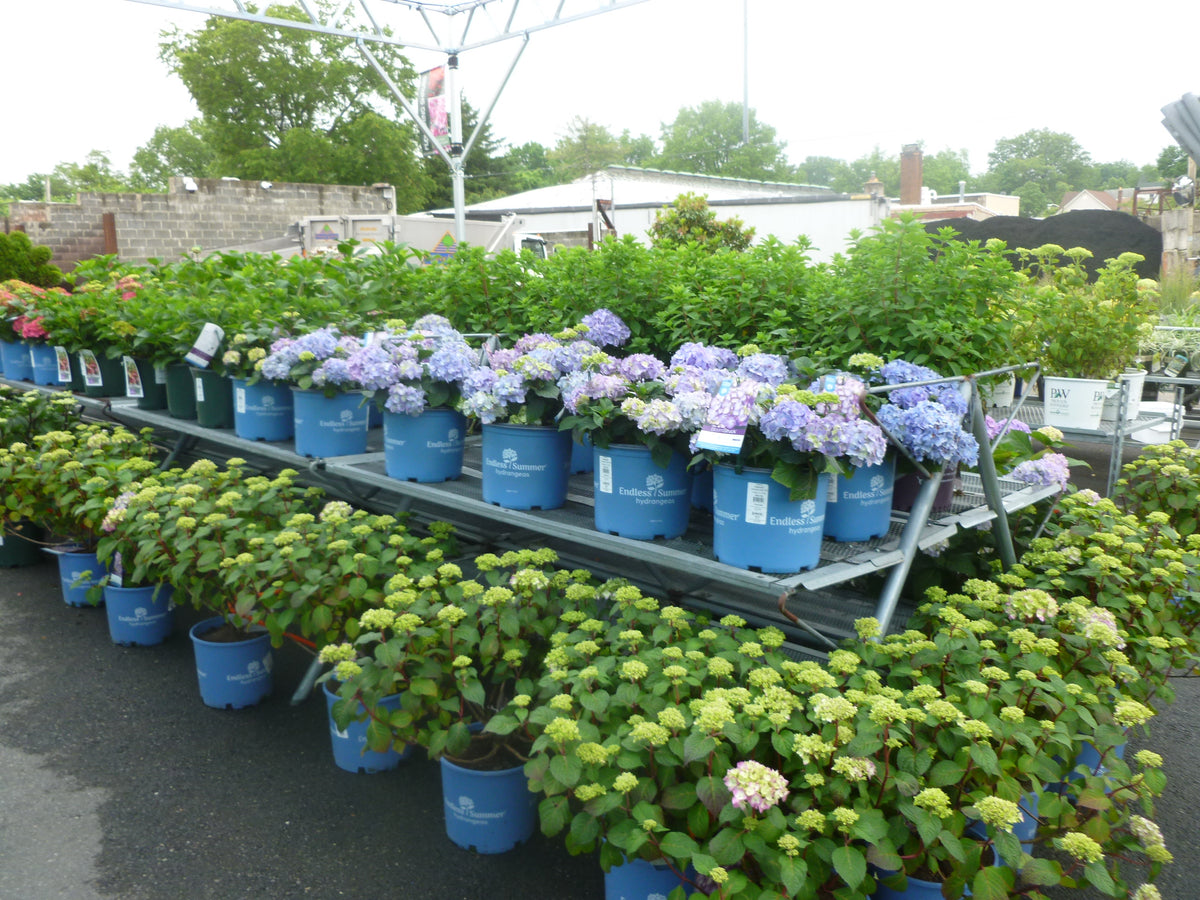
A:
2;418;1198;900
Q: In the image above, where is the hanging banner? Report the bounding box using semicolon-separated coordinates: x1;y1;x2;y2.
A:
417;65;451;156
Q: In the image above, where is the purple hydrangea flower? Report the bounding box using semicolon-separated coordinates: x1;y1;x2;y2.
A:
670;342;739;370
384;383;427;416
985;414;1032;441
579;308;631;348
723;761;788;814
619;354;667;382
1009;452;1071;491
878;400;979;467
736;352;789;387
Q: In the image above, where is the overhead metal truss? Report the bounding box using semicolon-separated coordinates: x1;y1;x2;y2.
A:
124;0;652;236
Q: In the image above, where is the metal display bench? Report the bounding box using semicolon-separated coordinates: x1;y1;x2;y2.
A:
10;372;1060;658
990;377;1184;495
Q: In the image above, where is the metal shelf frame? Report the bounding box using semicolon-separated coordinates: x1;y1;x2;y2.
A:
3;371;1059;652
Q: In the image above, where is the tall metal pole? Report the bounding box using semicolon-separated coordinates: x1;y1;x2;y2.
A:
447;53;466;243
742;0;749;145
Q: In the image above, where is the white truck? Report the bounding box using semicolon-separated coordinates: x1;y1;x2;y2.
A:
298;212;548;260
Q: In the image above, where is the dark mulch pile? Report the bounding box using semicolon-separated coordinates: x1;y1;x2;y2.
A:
929;210;1162;279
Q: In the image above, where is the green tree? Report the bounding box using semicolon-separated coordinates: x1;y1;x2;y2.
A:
1157;145;1189;181
795;156;851;188
548;117;626;182
829;148;899;196
495;141;557;194
921;148;971;196
649;192;755;253
49;151;132;195
982;129;1091;217
655;101;795;181
160;0;417;183
0;231;63;287
130;119;218;191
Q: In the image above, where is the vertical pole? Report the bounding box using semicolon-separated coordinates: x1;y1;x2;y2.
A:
742;0;750;145
447;53;466;243
969;381;1016;568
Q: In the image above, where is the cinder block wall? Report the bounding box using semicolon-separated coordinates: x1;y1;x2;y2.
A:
5;178;392;270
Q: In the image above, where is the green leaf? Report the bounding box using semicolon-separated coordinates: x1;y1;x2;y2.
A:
971;867;1012;900
831;845;866;889
660;782;696;811
683;732;717;765
538;795;569;836
657;831;699;860
695;775;728;817
549;753;582;790
1083;861;1115;895
707;827;745;866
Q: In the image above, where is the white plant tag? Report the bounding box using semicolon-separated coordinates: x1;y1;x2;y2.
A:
184;323;225;368
745;482;769;525
597;454;613;494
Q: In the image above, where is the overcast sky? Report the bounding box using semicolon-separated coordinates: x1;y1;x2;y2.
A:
4;0;1197;191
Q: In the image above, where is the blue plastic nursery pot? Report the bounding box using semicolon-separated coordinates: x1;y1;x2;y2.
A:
189;616;274;709
103;583;175;647
323;681;412;773
871;870;963;900
691;464;714;512
480;423;572;510
291;388;370;458
604;856;690;900
712;465;829;573
569;433;594;474
232;378;294;442
439;756;537;854
593;444;692;540
824;456;896;542
382;409;466;482
52;549;105;608
28;342;62;386
1;339;34;381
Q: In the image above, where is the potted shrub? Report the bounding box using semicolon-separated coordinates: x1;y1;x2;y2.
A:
689;357;888;572
323;548;600;853
0;422;157;605
459;326;601;510
344;314;478;483
1013;246;1158;429
559;346;715;540
115;457;320;707
259;325;375;457
0;386;82;565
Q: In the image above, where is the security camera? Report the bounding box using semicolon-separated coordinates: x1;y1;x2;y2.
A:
182;176;198;193
260;181;273;190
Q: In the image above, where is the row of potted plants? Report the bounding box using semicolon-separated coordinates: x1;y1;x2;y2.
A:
1;374;1195;898
1;219;1161;401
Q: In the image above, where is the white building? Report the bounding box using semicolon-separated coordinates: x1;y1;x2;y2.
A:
430;165;890;262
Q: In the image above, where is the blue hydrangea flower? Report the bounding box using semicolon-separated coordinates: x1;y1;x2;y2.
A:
579;308;631;348
736;353;789;386
670;342;738;370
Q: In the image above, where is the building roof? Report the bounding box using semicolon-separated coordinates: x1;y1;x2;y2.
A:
435;165;835;215
1060;189;1119;211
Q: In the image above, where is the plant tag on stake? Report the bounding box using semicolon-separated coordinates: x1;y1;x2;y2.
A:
184;323;225;368
78;350;103;387
194;374;205;402
122;357;143;398
54;346;71;383
695;378;749;453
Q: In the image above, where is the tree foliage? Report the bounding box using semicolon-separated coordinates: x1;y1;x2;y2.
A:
130;119;219;191
0;231;64;287
655;101;795;182
159;0;420;191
